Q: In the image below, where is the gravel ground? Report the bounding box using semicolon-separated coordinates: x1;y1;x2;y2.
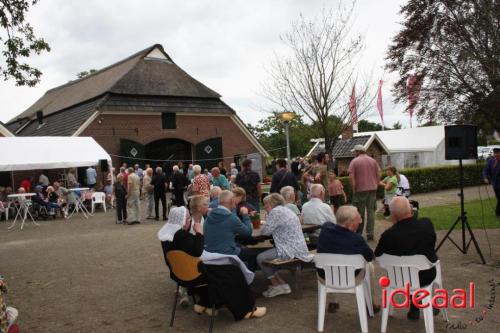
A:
1;193;499;333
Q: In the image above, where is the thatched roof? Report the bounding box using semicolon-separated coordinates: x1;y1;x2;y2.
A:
8;44;221;123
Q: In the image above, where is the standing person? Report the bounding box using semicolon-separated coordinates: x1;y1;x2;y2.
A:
291;158;300;180
120;167;128;187
380;166;400;217
171;165;188;207
114;174;127;224
211;167;230;190
39;171;50;187
218;161;227;177
151;167;168;221
235;159;261;213
230;163;239;177
192;165;210;198
328;171;347;213
126;168;141;224
134;164;144;197
312;153;330;200
483;147;500;217
270;159;299;195
86;166;97;189
187;164;194;182
142;168;154;219
397;173;411;198
348;144;381;241
20;176;33;193
67;169;79;188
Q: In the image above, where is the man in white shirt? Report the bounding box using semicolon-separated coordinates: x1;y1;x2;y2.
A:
397;174;411;197
86;166;97;188
301;184;336;237
39;171;49;187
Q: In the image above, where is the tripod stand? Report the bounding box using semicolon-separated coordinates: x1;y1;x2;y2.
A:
435;159;486;264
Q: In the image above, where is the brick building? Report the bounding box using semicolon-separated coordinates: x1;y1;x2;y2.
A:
5;44;268;181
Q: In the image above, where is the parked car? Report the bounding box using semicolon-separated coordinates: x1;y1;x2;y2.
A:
478;146;500;160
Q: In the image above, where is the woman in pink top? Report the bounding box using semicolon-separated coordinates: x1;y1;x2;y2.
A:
328;171;347;212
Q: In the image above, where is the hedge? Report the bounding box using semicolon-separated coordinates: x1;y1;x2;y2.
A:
337;162;486;202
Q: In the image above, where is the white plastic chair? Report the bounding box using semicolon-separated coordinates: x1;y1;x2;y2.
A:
376;254;449;333
314;253;374;333
91;192;106;214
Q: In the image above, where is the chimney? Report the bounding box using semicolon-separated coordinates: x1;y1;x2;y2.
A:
341;125;353;140
36;111;43;125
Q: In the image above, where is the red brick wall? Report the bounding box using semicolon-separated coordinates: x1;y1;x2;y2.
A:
80;113;264;173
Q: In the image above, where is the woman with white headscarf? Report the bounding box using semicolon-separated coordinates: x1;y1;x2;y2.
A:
158;207;266;321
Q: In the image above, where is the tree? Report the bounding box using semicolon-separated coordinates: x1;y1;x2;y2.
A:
386;0;500;126
76;69;97;79
358;119;383;132
0;0;50;86
262;2;374;153
392;121;403;130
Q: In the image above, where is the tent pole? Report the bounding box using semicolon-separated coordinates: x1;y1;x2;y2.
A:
10;171;14;189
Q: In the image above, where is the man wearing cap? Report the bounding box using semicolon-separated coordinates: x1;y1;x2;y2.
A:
483;148;500;217
348;144;381;240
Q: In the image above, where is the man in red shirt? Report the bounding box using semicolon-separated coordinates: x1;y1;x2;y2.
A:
348;145;381;241
19;177;33;193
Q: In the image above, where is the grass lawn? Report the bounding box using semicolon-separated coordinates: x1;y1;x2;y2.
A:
418;197;500;230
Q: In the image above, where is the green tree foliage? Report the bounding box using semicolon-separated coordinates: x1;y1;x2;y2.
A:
358;119;383;132
76;69;97;79
386;0;499;127
0;0;50;86
392;121;403;129
247;112;342;158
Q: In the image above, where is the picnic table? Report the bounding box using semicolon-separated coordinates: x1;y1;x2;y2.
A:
6;193;39;230
236;223;321;245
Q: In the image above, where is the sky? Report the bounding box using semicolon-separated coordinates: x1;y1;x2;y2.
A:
0;0;412;128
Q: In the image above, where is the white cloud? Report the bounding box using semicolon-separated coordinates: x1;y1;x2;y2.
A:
0;0;411;128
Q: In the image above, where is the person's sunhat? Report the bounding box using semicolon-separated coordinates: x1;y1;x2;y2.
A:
351;144;366;153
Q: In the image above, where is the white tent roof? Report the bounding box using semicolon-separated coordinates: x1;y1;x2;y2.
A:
354;125;445;153
0;137;111;171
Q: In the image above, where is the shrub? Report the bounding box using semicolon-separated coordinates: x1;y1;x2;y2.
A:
338;162;485;202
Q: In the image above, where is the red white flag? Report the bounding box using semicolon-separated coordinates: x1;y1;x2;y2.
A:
407;75;421;128
377;80;384;129
349;86;358;132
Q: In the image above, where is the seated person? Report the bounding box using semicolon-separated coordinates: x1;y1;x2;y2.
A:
158;207;266;321
32;185;48;207
280;186;300;215
45;186;61;216
203;191;258;270
189;195;209;235
1;276;19;333
375;196;438;320
301;184;336;238
208;186;222;209
231;187;256;221
317;205;374;279
257;193;310;298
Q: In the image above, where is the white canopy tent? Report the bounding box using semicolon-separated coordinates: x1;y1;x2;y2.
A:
0;137;111;171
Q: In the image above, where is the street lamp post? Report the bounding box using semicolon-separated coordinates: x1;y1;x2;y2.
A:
278;111;296;167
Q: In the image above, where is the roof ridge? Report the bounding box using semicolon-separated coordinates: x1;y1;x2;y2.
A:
43;44;160;95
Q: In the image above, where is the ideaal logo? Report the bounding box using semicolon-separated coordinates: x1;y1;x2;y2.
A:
378;276;475;309
379;276;500;330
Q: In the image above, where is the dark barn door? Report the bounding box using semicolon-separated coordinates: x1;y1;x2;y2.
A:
120;139;145;168
195;137;223;171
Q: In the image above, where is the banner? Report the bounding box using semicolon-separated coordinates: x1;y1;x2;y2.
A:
349;86;358;132
377;80;384;129
407;75;422;128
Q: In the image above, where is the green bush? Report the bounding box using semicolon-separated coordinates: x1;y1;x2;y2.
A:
338;162;485;202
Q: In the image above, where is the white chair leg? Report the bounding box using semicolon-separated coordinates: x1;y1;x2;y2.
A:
317;282;327;332
103;202;106;213
363;281;374;317
355;285;368;333
422;295;434;333
381;292;390;333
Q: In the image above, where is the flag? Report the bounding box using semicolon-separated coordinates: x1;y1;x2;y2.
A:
377;80;385;129
407;75;421;128
349;86;358;132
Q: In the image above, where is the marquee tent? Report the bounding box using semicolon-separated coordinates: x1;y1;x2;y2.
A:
0;137;111;172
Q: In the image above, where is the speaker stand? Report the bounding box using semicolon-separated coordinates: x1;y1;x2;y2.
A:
435;160;486;264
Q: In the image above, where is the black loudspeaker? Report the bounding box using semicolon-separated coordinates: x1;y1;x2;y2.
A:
444;125;478;160
99;159;109;172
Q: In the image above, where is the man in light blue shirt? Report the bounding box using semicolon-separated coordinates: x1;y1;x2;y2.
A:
86;166;97;188
211;167;229;190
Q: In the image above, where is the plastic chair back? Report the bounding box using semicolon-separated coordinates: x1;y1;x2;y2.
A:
166;250;203;282
376;254;434;290
314;253;367;290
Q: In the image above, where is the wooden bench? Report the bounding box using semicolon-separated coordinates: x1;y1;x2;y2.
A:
262;251;316;299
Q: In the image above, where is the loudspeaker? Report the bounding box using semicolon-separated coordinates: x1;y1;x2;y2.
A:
444;125;478;160
99;159;109;172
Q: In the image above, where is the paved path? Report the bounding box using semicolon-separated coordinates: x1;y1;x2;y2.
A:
407;184;492;207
